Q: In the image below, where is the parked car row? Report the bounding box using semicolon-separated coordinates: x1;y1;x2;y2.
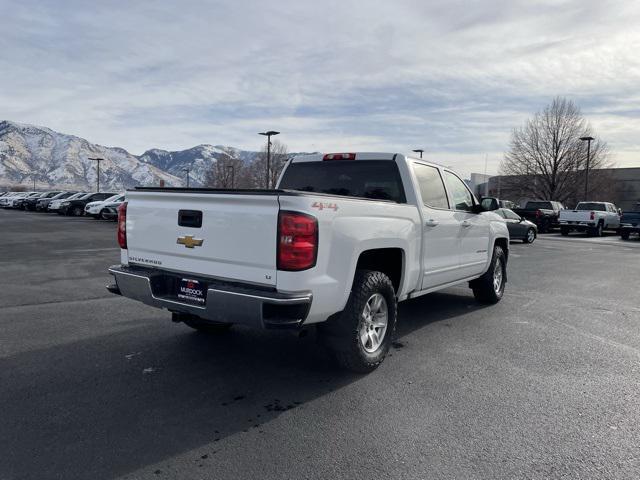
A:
0;190;124;221
490;196;639;241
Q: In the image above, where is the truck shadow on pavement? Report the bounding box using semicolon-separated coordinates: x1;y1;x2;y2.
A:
1;290;486;480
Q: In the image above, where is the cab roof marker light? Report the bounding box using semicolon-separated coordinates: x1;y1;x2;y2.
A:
323;153;356;161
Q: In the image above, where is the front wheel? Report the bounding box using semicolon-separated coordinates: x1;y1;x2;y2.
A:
560;226;570;236
72;206;84;216
470;245;506;304
322;270;397;373
621;230;630;240
524;228;536;244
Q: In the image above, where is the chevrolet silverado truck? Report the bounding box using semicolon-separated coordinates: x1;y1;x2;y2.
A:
107;152;509;372
559;201;621;237
512;200;565;233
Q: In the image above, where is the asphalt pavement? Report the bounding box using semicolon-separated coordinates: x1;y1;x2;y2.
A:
1;209;639;480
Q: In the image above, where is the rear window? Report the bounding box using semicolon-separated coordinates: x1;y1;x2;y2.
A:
526;201;553;209
576;202;606;211
279;160;406;203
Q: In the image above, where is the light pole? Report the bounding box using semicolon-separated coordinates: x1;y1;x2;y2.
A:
259;131;280;188
32;174;36;191
226;165;235;188
182;167;191;188
412;149;424;159
580;136;594;199
88;157;104;192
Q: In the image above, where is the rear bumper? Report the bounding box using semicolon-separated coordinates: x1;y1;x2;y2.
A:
107;265;312;329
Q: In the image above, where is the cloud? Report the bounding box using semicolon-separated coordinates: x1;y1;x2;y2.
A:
1;0;638;178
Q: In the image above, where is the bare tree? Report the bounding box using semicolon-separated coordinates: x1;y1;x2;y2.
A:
500;97;611;204
204;154;247;188
249;140;290;189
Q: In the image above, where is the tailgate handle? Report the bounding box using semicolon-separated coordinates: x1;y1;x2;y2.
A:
178;210;203;228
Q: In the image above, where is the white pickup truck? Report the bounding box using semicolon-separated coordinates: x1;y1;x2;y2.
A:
108;152;509;372
558;201;621;237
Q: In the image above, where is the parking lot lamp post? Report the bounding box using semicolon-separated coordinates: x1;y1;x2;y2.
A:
580;136;594;199
259;131;280;189
412;149;424;159
88;157;104;192
182;167;190;188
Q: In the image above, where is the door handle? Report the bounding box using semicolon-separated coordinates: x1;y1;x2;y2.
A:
462;220;472;228
425;219;439;227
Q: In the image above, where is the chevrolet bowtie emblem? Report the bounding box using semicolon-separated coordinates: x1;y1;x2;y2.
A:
177;235;204;248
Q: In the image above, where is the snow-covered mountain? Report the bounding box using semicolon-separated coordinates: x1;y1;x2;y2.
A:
138;145;261;187
0;120;181;190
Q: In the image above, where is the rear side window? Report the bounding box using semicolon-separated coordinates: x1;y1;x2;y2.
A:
576;202;606;211
412;163;449;209
279;160;406;203
527;201;553;209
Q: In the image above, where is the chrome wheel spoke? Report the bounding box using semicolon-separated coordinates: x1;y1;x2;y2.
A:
359;293;389;353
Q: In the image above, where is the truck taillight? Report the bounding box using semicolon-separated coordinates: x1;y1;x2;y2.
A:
278;211;318;271
117;202;128;249
590;211;595;220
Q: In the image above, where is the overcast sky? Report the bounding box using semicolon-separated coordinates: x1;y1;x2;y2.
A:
1;0;639;176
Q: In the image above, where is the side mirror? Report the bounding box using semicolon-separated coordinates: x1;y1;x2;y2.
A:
480;197;499;212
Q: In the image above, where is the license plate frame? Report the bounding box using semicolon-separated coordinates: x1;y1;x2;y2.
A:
177;278;207;305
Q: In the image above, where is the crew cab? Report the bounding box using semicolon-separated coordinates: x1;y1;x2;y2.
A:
512;200;565;233
108;152;510;372
559;201;621;237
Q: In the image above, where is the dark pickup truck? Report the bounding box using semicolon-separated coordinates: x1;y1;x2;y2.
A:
620;208;640;240
513;200;565;233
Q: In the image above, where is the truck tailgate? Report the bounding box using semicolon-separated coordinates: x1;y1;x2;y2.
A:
124;190;279;286
559;211;590;222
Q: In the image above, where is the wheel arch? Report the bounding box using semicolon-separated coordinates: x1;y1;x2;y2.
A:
354;247;405;295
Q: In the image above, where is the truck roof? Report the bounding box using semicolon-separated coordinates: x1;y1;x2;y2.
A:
289;152;448;168
290;152;399;163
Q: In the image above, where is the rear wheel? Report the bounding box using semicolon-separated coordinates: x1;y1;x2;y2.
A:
621;230;630;240
321;270;397;373
524;228;536;244
589;222;603;237
470;245;506;304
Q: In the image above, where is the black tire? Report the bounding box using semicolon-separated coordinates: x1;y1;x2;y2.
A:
321;270;397;373
72;206;84;216
589;222;603;237
183;317;232;334
523;228;536;244
99;209;110;220
560;226;570;236
470;245;506;305
621;230;630;240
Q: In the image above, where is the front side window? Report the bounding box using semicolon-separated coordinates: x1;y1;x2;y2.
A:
443;171;474;212
412;163;449;209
